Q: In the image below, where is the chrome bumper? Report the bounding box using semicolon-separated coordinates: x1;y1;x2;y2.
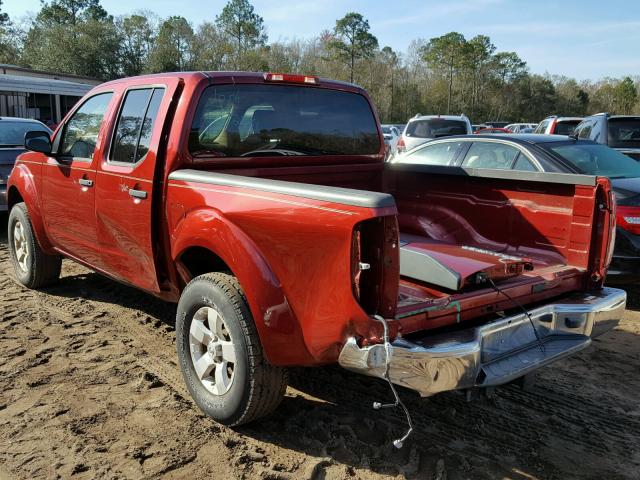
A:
339;287;626;397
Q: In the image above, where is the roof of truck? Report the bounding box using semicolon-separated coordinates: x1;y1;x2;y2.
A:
97;71;363;92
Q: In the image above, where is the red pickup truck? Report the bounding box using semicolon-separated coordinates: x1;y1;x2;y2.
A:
7;72;626;430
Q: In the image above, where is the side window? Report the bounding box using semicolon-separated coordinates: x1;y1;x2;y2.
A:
60;92;113;160
534;120;548;134
401;141;462;165
513;154;538;172
462;142;520;169
578;120;593;139
110;87;165;163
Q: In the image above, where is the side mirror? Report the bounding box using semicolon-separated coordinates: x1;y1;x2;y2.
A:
24;130;52;155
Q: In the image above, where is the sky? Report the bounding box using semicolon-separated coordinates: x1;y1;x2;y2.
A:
4;0;640;80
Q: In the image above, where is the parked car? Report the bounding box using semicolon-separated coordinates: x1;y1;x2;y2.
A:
396;114;472;153
381;124;400;155
8;73;624;433
472;124;488;132
533;116;583;135
392;133;640;280
573;113;640;161
506;123;537;133
475;127;511;134
393;124;406;134
0;117;51;211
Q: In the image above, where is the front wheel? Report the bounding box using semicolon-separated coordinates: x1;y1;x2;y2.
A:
176;273;288;426
8;202;61;289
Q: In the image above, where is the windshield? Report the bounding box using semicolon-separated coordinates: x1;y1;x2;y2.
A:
608;118;640;148
405;119;467;139
0;121;51;146
549;143;640;179
189;84;380;157
381;126;392;134
554;120;580;136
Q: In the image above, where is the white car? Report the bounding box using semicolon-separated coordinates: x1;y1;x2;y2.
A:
381;124;400;155
505;123;537;133
397;114;472;153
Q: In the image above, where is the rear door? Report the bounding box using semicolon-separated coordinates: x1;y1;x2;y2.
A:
95;79;179;293
41;92;115;265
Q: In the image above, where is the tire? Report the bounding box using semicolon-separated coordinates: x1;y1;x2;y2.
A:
176;272;288;426
8;202;61;289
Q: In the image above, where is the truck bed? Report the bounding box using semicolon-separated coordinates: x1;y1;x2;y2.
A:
213;159;601;332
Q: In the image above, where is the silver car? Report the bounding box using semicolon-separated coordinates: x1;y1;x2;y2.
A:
397;114;472;153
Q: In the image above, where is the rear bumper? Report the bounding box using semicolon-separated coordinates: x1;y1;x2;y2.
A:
338;287;626;397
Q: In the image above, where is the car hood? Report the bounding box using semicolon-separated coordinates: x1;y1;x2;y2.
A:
0;147;25;165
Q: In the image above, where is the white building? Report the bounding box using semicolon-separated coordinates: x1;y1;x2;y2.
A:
0;64;101;124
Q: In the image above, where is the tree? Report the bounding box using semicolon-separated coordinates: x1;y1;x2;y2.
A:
215;0;267;69
118;13;156;76
463;35;495;116
491;51;527;83
192;22;233;70
423;32;466;114
614;76;637;114
22;0;121;78
147;16;194;72
0;0;20;64
328;12;378;83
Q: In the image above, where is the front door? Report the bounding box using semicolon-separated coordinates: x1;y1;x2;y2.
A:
95;82;177;294
41;92;114;267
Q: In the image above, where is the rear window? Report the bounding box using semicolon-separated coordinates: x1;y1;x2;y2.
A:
189;84;380;157
549;143;640;179
553;120;580;135
608;118;640;148
405;119;467;139
0;121;50;146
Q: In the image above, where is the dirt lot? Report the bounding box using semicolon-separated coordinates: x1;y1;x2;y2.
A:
1;216;639;480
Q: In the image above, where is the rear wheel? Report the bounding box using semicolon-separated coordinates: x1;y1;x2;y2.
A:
176;272;287;426
8;202;61;288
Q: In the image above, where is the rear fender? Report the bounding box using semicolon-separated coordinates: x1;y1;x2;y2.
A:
171;207;315;366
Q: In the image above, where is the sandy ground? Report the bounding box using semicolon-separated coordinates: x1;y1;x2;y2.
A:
1;215;639;480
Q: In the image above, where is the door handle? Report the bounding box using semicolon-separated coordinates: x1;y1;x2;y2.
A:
129;188;147;199
79;178;93;187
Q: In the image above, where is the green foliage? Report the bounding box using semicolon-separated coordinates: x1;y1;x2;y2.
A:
215;0;267;69
327;12;378;83
147;16;194;72
4;0;639;122
0;0;20;64
614;76;638;114
118;13;155;76
21;0;120;79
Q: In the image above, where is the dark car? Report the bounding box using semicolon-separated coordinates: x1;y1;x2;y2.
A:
391;133;640;280
0;117;52;211
573;113;640;161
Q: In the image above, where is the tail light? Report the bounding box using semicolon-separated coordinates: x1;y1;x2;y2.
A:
351;217;399;317
264;73;318;84
396;136;406;153
616;206;640;234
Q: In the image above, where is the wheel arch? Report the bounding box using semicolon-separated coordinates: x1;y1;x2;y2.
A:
171;208;315;366
7;166;54;254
